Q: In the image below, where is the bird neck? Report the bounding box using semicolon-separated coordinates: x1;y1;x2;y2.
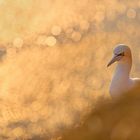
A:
110;58;132;97
114;59;132;80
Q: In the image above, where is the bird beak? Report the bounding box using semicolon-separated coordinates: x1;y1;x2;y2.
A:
107;55;118;67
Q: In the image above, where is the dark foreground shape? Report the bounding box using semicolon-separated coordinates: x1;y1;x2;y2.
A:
61;88;140;140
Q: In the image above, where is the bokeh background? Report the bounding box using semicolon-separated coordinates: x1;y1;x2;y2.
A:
0;0;139;139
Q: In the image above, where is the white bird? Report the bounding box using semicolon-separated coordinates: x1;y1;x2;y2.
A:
107;44;140;98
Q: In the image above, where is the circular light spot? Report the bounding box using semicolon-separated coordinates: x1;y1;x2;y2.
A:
71;31;81;42
13;37;23;48
127;8;136;19
51;25;61;36
45;36;57;46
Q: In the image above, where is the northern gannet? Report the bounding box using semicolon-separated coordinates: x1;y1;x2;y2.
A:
107;44;140;98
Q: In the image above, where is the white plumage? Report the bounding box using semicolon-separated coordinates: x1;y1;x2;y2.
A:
107;44;140;98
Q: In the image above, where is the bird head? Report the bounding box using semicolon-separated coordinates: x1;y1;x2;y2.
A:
107;44;132;67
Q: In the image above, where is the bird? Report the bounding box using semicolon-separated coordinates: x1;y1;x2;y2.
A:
107;44;140;98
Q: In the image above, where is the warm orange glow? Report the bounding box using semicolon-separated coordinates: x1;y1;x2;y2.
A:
0;0;139;140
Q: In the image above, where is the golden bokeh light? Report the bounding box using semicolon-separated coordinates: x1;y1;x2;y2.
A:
0;0;139;140
71;31;82;42
45;36;57;46
126;8;137;19
36;35;57;46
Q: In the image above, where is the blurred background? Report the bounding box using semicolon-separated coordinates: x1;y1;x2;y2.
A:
0;0;139;139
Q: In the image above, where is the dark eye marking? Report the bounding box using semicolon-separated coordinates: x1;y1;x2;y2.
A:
115;52;124;56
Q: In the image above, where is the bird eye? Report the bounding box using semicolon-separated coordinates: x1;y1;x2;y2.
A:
116;52;124;56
